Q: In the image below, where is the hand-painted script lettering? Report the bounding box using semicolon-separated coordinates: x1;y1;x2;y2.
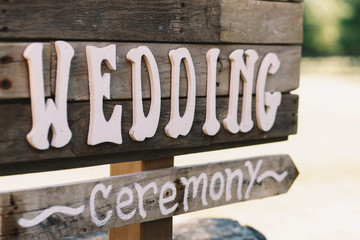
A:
17;160;288;228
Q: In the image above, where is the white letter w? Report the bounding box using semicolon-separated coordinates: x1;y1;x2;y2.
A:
24;41;74;150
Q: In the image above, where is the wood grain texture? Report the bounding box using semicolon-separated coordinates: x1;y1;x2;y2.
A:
221;0;303;44
0;137;289;176
0;42;301;100
51;42;301;101
0;43;51;99
109;158;174;240
0;0;302;44
0;155;298;240
0;0;220;43
109;162;142;240
0;94;298;174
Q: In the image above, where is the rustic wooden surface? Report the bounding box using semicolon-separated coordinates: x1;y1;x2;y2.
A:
220;0;303;44
0;42;301;100
52;43;300;101
0;0;302;44
0;94;298;175
0;1;303;239
109;158;174;240
0;43;51;99
0;155;298;239
109;161;144;240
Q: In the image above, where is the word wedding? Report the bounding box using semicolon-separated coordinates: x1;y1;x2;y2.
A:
24;41;282;150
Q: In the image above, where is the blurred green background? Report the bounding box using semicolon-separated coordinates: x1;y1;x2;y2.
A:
303;0;360;56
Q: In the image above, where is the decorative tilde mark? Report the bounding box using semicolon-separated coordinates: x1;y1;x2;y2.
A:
244;159;288;199
257;170;288;183
18;205;85;228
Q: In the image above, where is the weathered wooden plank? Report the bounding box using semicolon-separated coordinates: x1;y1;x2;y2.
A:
52;42;301;101
0;154;298;240
0;94;298;174
0;42;301;100
0;0;220;43
221;0;303;44
0;0;302;44
0;137;290;176
109;158;174;240
0;43;51;99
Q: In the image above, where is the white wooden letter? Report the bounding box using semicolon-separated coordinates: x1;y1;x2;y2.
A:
165;48;196;138
24;41;74;150
116;187;136;221
90;184;113;226
223;49;258;134
256;53;282;132
126;46;161;141
159;181;179;215
202;48;220;136
87;44;122;145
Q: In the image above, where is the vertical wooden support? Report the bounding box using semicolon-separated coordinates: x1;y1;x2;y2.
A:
109;158;174;240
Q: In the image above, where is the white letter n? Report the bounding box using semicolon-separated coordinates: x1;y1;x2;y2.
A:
24;41;74;150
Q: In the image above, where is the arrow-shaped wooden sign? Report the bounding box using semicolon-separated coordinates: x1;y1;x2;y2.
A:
0;154;298;239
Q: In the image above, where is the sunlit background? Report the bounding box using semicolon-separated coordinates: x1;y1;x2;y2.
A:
1;1;360;239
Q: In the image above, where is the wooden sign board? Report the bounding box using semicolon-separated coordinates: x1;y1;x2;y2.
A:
0;0;303;43
0;41;300;175
0;155;298;239
0;0;302;175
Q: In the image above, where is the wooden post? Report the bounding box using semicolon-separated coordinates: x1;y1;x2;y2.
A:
109;158;174;240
